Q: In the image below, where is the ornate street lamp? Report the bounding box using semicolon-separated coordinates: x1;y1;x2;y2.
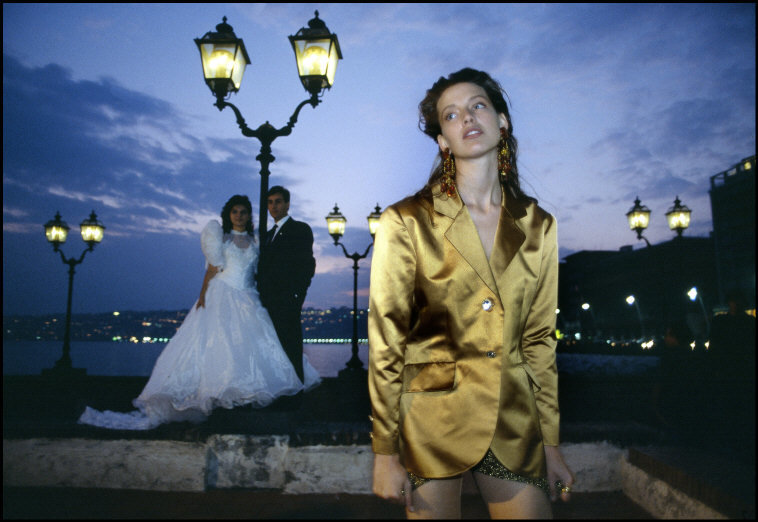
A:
195;17;251;106
626;196;651;247
625;295;646;340
195;11;343;243
326;204;347;244
666;196;691;238
325;203;382;377
688;286;711;338
43;210;105;377
289;10;343;97
579;302;597;341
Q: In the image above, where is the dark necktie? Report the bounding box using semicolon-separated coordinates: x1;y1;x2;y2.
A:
267;224;278;245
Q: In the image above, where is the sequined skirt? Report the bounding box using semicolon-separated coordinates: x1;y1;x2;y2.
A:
408;449;550;496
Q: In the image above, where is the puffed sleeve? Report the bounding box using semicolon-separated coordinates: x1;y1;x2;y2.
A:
521;214;560;445
368;205;416;455
200;220;225;269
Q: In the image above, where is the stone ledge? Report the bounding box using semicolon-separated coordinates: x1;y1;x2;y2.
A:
4;438;625;495
620;457;726;519
3;439;206;491
626;447;754;519
9;434;743;519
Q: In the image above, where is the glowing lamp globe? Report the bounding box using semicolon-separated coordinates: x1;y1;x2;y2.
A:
289;11;342;97
367;204;382;238
665;196;691;237
80;211;105;247
195;17;251;103
44;211;70;246
326;204;346;244
626;197;651;239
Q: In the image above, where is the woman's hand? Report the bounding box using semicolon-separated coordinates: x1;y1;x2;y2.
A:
373;453;414;512
545;445;575;502
196;265;219;309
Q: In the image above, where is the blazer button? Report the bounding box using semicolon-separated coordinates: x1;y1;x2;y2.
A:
482;298;494;311
486;351;496;358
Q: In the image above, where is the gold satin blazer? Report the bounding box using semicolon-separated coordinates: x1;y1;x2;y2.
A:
368;184;559;480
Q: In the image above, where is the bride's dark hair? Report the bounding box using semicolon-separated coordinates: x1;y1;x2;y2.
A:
220;195;255;235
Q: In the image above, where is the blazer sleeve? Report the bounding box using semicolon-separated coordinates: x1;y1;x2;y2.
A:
368;205;417;455
521;213;560;445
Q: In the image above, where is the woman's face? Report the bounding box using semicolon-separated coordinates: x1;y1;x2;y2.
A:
435;82;507;160
229;204;250;231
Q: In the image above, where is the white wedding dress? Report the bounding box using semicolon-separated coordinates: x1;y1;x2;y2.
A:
78;220;320;430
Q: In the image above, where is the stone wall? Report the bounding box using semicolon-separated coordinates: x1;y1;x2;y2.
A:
4;437;623;494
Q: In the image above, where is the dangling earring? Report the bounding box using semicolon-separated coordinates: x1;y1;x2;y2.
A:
498;127;512;183
441;149;457;197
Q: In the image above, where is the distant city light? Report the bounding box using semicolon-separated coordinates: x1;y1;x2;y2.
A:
626;295;635;305
113;311;120;316
581;303;590;311
687;287;698;301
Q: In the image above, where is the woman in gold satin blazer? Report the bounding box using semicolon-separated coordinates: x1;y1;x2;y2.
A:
369;69;574;518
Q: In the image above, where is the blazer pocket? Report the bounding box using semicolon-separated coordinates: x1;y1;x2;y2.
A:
520;363;542;392
403;361;456;392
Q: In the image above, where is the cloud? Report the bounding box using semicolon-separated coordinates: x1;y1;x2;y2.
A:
2;53;270;238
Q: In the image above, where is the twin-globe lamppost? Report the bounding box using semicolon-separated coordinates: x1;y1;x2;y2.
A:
43;211;105;377
687;286;711;340
626;196;692;247
195;11;342;242
325;204;382;376
625;196;695;345
625;295;646;340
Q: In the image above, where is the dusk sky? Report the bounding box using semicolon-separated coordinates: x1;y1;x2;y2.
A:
3;3;755;317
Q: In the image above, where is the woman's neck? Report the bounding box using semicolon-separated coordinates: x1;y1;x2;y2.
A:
455;154;502;211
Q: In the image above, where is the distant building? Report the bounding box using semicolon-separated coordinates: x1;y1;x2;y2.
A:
558;154;755;345
709;155;756;308
559;238;718;343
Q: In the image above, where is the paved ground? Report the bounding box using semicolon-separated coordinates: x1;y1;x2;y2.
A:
3;372;754;519
3;488;653;519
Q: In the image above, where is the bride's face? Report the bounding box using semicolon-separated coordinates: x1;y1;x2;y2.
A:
229;205;250;231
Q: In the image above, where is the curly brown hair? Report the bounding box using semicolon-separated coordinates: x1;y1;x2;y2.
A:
220;194;255;236
416;68;531;203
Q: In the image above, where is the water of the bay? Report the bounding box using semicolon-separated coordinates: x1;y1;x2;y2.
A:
2;340;659;378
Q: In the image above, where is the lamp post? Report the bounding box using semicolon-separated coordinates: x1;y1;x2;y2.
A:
688;286;711;338
43;211;105;377
195;11;342;242
580;302;596;341
626;195;693;245
666;196;691;238
325;203;382;376
626;196;652;247
625;295;646;340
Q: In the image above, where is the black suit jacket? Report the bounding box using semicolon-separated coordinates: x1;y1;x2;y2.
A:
257;218;316;308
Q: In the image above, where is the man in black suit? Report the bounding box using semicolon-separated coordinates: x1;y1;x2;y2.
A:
257;186;316;383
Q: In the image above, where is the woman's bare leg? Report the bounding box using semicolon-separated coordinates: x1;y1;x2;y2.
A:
472;472;552;519
406;477;463;519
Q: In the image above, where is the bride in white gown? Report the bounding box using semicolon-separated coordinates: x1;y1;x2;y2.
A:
79;195;320;430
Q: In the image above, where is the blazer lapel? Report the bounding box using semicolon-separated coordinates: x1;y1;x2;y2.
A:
489;193;527;291
434;185;499;295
